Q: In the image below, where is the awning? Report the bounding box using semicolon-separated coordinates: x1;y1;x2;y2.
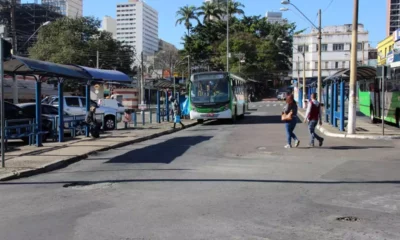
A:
324;66;376;82
4;55;90;79
75;65;131;82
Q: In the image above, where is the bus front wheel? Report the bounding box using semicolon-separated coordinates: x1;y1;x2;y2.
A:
197;119;204;124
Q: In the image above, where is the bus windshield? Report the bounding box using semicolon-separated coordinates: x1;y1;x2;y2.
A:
191;77;229;104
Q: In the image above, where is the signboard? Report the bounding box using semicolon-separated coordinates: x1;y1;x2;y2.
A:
394;28;400;42
138;104;147;110
387;51;394;64
194;73;226;81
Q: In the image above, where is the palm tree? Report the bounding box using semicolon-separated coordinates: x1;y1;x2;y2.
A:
197;1;223;23
176;5;200;36
219;0;245;18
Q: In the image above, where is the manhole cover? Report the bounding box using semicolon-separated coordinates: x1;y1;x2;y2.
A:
336;216;359;222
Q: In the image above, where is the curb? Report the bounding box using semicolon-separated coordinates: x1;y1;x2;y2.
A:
0;121;198;182
297;111;400;140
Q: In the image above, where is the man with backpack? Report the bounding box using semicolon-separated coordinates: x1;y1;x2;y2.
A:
304;93;324;147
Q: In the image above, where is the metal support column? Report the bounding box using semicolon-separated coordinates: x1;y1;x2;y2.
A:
339;80;345;131
85;82;91;137
58;80;64;142
330;82;334;125
333;81;338;128
166;91;169;122
325;83;329;122
156;90;160;123
35;80;42;147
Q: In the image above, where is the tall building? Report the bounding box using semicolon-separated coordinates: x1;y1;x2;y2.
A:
101;16;117;39
116;0;159;59
41;0;82;18
292;24;369;81
265;11;287;25
387;0;400;36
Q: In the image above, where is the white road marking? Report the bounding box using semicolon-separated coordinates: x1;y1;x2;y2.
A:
273;104;277;107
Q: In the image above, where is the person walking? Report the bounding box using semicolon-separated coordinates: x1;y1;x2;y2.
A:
304;93;324;147
169;96;185;129
282;94;300;149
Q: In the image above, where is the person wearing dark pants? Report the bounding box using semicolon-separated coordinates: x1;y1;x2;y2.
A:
282;94;300;149
169;96;185;129
304;93;324;147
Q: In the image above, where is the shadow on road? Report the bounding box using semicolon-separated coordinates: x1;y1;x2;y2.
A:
326;146;393;150
2;178;400;186
105;136;212;164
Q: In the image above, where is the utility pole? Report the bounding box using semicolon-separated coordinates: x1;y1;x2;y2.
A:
317;9;322;102
96;51;99;68
141;51;145;106
302;48;306;109
11;0;17;55
226;0;229;72
347;0;359;135
1;39;5;167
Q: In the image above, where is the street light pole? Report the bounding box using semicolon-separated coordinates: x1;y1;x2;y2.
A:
281;1;322;102
302;47;306;108
347;0;359;134
226;0;229;72
317;9;322;102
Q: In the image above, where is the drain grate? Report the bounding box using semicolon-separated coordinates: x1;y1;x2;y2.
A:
336;216;359;222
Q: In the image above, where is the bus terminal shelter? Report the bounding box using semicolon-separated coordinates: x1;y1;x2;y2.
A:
3;55;131;146
322;66;376;132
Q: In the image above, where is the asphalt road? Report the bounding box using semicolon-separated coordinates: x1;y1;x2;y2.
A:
1;101;400;240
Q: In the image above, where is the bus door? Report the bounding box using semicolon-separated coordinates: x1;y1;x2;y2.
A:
372;77;381;117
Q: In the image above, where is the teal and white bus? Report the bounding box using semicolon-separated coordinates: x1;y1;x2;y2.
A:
188;72;248;123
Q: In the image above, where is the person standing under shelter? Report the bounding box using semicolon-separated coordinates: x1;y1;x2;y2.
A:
304;93;324;147
169;96;185;129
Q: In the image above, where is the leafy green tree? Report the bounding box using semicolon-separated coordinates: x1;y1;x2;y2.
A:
29;16;135;92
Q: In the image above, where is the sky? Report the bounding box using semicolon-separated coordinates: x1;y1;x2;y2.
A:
31;0;387;49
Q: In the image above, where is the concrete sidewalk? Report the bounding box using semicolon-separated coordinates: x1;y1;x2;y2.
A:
0;119;197;181
297;108;400;140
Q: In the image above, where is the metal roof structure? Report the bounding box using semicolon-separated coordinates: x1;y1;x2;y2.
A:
4;56;90;79
324;66;376;82
75;65;131;82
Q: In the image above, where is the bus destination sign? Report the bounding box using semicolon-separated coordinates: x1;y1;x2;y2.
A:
194;73;226;81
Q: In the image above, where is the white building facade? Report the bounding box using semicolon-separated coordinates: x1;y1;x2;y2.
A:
41;0;82;18
116;0;159;58
265;11;287;25
292;24;369;80
101;16;117;39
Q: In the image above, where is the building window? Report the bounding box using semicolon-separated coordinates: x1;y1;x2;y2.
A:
342;61;346;68
315;61;318;69
298;45;304;53
357;43;363;51
305;45;309;52
306;62;310;70
333;43;344;51
321;44;328;52
296;62;300;70
335;62;339;69
324;61;329;69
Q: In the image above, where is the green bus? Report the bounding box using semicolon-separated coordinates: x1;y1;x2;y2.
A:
188;72;248;123
358;76;400;127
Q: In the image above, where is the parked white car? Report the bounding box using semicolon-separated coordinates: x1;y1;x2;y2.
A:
97;99;127;113
43;96;123;130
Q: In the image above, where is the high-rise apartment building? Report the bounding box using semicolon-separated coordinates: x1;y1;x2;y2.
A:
387;0;400;36
116;0;159;58
101;16;117;39
41;0;82;18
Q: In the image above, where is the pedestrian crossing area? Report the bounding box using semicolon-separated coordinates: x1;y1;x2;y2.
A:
250;101;285;108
